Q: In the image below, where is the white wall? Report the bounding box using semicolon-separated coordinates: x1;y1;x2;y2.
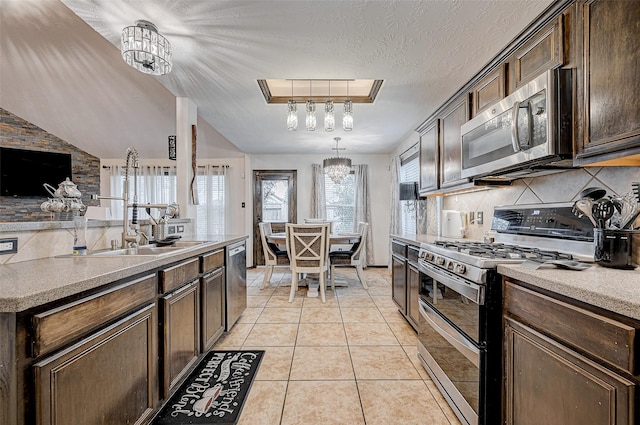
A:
245;153;392;266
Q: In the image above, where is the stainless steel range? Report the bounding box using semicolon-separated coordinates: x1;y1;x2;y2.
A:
416;203;594;425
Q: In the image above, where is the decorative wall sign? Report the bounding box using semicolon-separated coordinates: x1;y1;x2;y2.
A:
168;135;176;160
153;350;264;425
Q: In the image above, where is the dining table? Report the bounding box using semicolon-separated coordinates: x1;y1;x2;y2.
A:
266;231;361;296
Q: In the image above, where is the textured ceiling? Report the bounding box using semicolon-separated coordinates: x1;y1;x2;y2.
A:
59;0;554;155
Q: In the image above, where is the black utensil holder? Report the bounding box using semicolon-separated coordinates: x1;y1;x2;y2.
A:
594;229;638;269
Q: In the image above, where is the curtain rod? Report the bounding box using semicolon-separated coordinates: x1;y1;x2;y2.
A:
103;164;229;169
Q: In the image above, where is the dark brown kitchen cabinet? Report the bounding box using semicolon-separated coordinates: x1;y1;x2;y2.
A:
574;0;640;166
391;241;407;315
439;95;470;188
160;279;200;398
406;247;421;330
33;304;157;425
509;15;564;92
418;119;439;194
503;279;639;425
200;249;225;352
470;64;507;117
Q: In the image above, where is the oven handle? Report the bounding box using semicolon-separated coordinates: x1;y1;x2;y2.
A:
511;100;521;152
418;260;485;305
419;298;480;367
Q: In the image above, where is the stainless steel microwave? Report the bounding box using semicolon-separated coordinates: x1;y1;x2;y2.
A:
460;69;573;180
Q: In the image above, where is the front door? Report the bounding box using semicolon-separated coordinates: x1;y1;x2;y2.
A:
253;170;297;266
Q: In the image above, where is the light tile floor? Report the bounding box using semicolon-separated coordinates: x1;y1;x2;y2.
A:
214;266;462;425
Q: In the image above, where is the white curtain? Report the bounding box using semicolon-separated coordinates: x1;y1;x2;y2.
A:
353;164;374;267
310;164;326;219
108;165;177;220
196;165;227;235
389;156;402;271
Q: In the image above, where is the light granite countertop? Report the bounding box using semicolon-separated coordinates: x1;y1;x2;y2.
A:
389;233;437;247
498;263;640;321
0;234;247;313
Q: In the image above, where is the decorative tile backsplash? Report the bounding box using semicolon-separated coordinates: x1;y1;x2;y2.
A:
0;108;100;221
428;167;640;240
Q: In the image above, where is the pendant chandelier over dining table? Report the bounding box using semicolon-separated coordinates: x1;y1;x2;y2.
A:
287;80;354;132
323;137;352;184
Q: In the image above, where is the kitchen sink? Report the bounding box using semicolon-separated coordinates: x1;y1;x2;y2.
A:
89;246;185;256
153;240;209;248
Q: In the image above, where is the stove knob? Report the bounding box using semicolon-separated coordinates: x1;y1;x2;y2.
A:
435;256;445;266
455;264;466;274
425;253;433;261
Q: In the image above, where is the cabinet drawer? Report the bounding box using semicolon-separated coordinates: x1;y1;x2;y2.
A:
201;249;224;274
391;241;407;257
407;246;419;264
159;258;199;293
504;280;638;374
31;274;156;358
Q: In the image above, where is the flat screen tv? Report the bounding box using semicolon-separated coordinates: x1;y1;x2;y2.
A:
0;147;73;197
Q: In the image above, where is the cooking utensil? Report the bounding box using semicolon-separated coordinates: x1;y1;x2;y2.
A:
619;183;640;229
592;198;614;229
573;198;597;227
579;186;607;201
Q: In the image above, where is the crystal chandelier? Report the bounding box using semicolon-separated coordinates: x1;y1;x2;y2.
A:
121;20;172;75
323;137;352;184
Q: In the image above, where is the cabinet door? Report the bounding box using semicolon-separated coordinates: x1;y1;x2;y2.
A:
504;317;635;425
575;0;640;165
33;304;157;425
407;262;420;331
418;119;439;194
470;64;507;117
161;280;200;398
510;16;563;91
391;254;407;314
201;268;225;352
439;95;470;188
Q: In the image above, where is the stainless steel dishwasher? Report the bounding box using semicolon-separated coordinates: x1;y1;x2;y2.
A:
225;241;247;330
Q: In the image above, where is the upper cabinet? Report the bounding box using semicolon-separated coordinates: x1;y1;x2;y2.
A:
508;16;564;92
439;95;470;189
574;0;640;166
470;64;507;118
418;119;439;194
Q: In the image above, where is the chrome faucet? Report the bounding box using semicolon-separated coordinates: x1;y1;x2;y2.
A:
92;147;176;248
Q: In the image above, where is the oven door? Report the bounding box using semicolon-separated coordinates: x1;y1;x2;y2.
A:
417;261;482;425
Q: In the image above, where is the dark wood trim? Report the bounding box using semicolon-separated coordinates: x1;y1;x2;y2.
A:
0;313;17;425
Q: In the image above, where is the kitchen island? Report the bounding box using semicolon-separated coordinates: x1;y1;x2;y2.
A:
0;235;247;425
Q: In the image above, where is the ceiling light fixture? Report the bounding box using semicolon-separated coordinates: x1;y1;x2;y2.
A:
323;137;352;184
324;81;335;132
306;81;316;131
287;80;298;131
121;20;172;75
343;81;353;131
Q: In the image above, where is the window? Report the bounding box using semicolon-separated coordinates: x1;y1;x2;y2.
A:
400;153;419;234
325;173;355;233
195;165;226;235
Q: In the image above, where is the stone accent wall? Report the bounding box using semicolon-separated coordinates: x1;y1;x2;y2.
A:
0;108;99;222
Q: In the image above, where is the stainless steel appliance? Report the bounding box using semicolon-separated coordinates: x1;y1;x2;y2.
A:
225;241;247;330
417;203;594;425
460;69;573;181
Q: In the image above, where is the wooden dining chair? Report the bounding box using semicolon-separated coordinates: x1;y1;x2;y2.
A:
329;222;369;290
258;222;288;289
285;223;331;303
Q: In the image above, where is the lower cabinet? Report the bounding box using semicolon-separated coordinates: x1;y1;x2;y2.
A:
33;304;157;425
160;280;200;398
504;317;634;425
391;253;407;314
406;262;421;329
503;279;639;425
201;267;225;352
